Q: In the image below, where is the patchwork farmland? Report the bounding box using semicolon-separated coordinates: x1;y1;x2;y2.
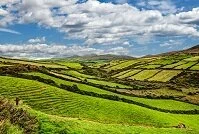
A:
0;49;199;133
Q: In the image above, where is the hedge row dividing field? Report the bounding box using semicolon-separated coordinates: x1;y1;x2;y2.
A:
1;76;199;131
148;70;182;82
130;70;160;81
20;72;199;111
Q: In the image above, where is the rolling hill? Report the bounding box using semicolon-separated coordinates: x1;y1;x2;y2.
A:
0;45;199;133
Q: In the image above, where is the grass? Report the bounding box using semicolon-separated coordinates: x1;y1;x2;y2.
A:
25;72;112;95
130;70;160;81
25;106;196;134
111;70;131;78
190;63;199;70
107;60;140;71
62;70;96;79
175;62;197;69
87;79;131;88
0;58;68;69
184;56;199;61
1;76;199;130
148;70;182;82
117;70;141;79
55;62;83;69
6;74;199;111
49;71;81;82
139;64;162;69
162;61;187;69
149;59;176;65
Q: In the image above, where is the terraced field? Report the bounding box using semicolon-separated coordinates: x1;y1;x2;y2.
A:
130;70;160;81
148;70;182;82
1;76;199;131
18;72;199;111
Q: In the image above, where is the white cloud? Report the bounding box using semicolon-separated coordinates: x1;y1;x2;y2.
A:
0;43;129;58
0;0;199;46
159;39;183;49
0;28;21;34
28;37;46;43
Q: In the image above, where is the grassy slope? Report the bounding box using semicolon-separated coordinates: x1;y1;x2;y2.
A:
1;76;199;131
22;72;199;111
25;106;195;134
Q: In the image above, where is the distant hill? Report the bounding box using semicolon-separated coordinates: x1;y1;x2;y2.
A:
68;54;135;61
144;44;199;57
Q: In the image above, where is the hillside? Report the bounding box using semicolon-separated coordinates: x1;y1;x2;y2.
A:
0;46;199;133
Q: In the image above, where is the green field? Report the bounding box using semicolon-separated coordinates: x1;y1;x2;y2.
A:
9;73;199;111
0;58;68;69
139;64;162;69
1;76;199;132
117;70;141;79
162;61;187;69
148;70;182;82
107;60;140;71
130;70;160;81
54;61;83;69
111;70;130;78
184;56;199;61
190;63;199;70
87;79;131;88
62;70;96;79
175;62;197;69
149;59;176;65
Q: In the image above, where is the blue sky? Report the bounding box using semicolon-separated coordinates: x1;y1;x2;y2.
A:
0;0;199;58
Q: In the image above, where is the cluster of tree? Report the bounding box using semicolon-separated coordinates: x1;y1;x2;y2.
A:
0;98;38;133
